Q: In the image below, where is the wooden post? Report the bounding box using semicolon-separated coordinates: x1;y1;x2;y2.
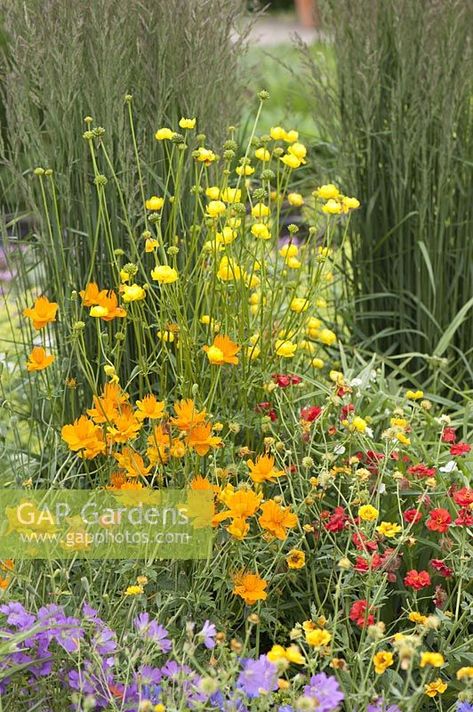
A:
294;0;319;28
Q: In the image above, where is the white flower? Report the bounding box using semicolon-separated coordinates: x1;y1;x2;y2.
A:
439;460;457;473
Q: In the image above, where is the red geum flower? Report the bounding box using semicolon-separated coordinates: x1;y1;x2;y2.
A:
426;508;452;533
455;508;473;527
301;405;322;422
324;506;348;533
390;451;410;463
271;373;303;388
340;403;355;421
441;427;457;443
407;463;436;478
404;569;431;590
255;402;277;422
352;531;378;553
452;487;473;508
430;559;453;578
349;599;375;628
354;553;383;573
433;584;448;608
403;508;423;524
450;442;471;456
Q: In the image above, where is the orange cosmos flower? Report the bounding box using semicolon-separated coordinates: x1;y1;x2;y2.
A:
26;346;55;372
258;500;298;540
247;454;285;483
169;438;187;458
61;415;105;459
171;399;207;432
79;282;105;307
87;395;118;424
214;489;262;523
186;422;222;456
232;571;268;605
87;383;128;424
108;405;141;443
23;296;58;330
107;471;127;489
190;475;217;491
146;424;172;465
113;447;151;477
203;335;240;365
227;518;249;540
135;395;166;421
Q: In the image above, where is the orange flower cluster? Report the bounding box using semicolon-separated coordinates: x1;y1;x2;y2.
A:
23;296;58;375
80;282;126;321
213;484;298;541
23;296;58;330
61;394;223;472
232;570;268;605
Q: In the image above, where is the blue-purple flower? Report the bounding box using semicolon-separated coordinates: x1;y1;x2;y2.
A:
303;672;344;712
237;655;279;698
133;612;172;652
198;619;217;649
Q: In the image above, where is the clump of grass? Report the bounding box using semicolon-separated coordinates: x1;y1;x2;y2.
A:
303;0;473;389
0;0;250;238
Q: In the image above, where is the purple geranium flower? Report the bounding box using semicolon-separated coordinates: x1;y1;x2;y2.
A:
237;655;279;699
303;672;344;712
133;613;172;652
198;620;217;649
0;602;35;629
457;704;473;712
160;660;193;679
367;700;401;712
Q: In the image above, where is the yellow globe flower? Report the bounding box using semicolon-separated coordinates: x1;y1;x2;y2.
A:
179;117;196;129
288;142;307;161
318;328;337;346
206;200;226;218
279;243;298;259
251;223;271;240
236;164;255;176
145;196;164;211
281;153;301;169
205;186;220;200
121;284;146;303
283;129;299;143
251;202;270;218
313;183;340;200
220;187;242;204
288;192;304;206
270;126;285;140
154;128;175;140
151;265;178;284
322;199;343;215
255;147;271;161
275;339;297;358
290;297;309;313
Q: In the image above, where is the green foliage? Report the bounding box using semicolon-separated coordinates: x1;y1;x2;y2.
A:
303;0;473;389
0;0;250;233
